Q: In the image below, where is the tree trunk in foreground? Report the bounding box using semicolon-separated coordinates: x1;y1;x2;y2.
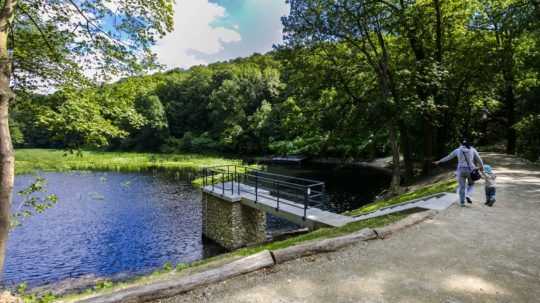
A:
0;0;17;274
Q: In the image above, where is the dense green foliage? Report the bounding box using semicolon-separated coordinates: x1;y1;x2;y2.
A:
514;114;540;161
11;1;540;179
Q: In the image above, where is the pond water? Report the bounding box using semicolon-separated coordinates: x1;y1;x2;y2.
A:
5;171;225;288
264;162;391;213
5;164;389;288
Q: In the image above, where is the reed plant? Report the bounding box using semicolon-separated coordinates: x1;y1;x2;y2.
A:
15;149;242;175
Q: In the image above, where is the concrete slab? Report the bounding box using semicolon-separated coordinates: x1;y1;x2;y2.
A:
351;192;457;221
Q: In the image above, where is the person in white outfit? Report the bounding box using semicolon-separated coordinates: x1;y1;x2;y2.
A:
434;139;484;207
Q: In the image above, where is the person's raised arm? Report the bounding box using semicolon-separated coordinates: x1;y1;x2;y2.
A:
473;148;484;170
433;149;457;165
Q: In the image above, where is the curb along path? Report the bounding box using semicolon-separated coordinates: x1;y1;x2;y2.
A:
76;211;438;303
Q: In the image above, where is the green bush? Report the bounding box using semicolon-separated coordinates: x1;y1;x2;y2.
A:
515;114;540;162
160;133;220;154
160;137;183;153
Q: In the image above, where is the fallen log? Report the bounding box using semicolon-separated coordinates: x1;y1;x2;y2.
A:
373;210;438;239
272;228;377;264
76;250;275;303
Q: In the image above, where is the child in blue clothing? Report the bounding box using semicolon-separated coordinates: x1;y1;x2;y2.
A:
481;165;497;206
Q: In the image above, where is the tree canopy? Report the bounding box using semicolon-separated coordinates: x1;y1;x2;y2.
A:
8;0;540;184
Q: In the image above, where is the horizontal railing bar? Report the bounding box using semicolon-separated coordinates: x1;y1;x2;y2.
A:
243;175;308;189
206;169;308;187
205;166;323;187
202;165;327;214
243;167;323;184
241;191;306;210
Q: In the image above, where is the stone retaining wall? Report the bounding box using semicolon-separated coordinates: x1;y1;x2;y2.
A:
202;192;266;250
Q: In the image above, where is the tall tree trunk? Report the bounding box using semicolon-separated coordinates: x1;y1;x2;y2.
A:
432;0;444;158
389;124;401;194
422;119;434;174
0;0;17;273
501;42;516;154
399;122;413;182
504;77;517;154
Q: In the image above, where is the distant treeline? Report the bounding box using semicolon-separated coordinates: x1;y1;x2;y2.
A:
12;1;540;182
13;53;391;158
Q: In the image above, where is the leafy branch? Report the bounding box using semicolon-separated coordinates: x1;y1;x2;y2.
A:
10;176;58;229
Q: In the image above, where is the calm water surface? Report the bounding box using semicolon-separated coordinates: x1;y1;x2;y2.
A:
5;171;224;288
264;162;391;213
5;164;389;288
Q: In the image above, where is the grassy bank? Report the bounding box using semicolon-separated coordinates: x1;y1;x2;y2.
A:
15;149;241;175
345;179;458;217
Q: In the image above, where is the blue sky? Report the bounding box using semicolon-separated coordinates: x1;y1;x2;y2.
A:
153;0;289;69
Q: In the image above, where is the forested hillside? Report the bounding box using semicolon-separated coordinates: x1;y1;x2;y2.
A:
12;1;540;182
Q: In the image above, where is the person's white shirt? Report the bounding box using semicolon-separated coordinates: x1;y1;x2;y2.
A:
437;145;484;169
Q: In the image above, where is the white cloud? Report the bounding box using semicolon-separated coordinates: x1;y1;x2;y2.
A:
153;0;241;69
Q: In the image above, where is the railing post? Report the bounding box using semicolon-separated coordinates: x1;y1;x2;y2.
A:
211;171;214;192
255;173;258;203
303;187;308;220
321;183;326;207
222;171;225;196
276;181;280;211
230;172;233;195
203;168;206;187
233;165;240;195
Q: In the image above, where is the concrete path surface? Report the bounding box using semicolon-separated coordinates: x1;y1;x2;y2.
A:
351;192;457;221
158;153;540;303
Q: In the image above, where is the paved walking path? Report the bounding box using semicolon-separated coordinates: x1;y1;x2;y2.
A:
160;153;540;303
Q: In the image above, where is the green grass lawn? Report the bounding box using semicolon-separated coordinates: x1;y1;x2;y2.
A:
15;149;241;175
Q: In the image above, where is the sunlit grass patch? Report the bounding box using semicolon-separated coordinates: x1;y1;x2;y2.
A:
345;179;458;217
15;149;241;175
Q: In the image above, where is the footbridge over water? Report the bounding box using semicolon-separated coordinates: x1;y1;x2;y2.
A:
200;165;457;249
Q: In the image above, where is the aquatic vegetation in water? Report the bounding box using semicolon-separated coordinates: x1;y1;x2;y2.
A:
88;192;105;201
15;149;241;175
120;180;132;188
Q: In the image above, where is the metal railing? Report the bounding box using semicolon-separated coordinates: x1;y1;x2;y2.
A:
202;165;326;220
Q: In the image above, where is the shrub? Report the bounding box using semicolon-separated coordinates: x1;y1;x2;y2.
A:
515;114;540;162
160;133;220;154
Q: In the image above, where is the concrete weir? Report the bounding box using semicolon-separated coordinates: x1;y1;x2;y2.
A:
201;181;355;249
200;165;457;250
